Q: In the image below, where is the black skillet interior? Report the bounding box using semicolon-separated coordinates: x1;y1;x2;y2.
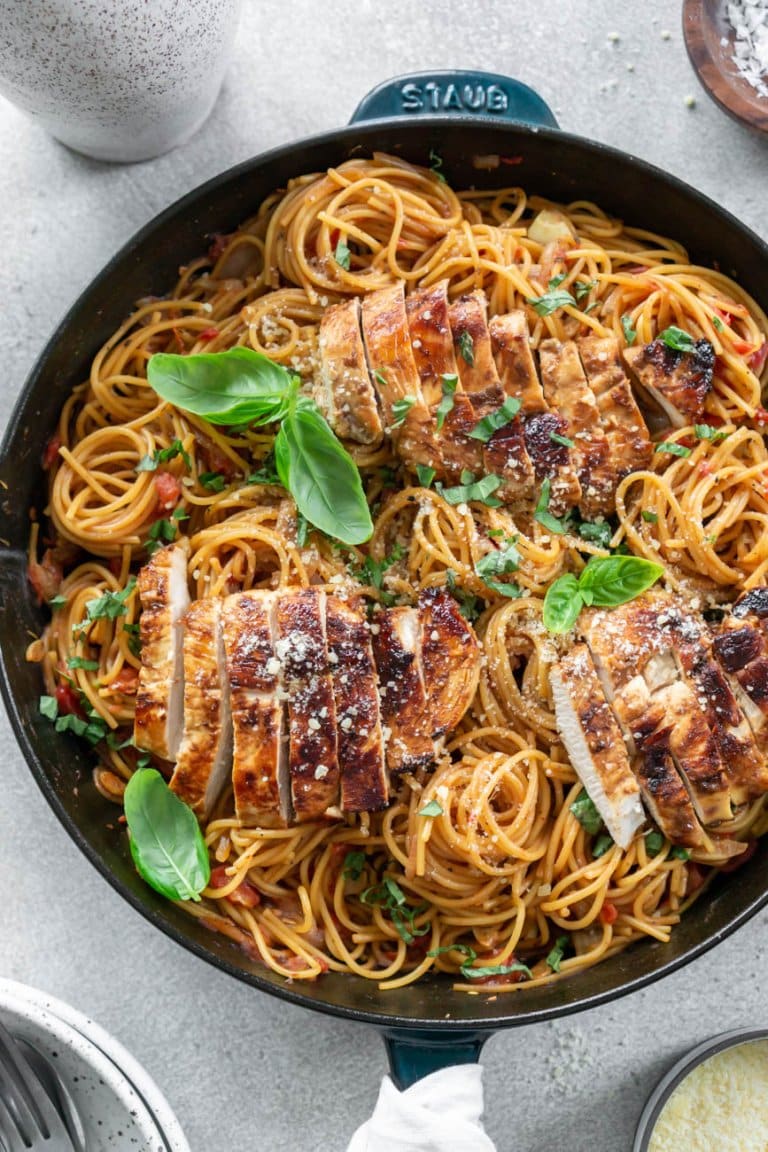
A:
2;80;768;1060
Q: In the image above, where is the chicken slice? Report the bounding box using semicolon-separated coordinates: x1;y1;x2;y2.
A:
170;598;232;819
622;337;715;428
490;312;580;515
275;589;340;822
134;542;190;761
418;588;481;741
361;283;441;471
714;606;768;753
222;590;290;828
315;297;383;446
325;596;388;813
372;606;438;774
578;334;653;480
538;339;616;519
634;734;715;851
550;645;644;848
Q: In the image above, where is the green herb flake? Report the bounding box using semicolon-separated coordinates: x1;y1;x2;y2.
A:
83;577;137;624
645;830;665;856
526;288;576;317
659;326;697;353
416;464;436;489
39;695;58;721
574;279;597;301
457;330;475;365
428;943;477;963
570;789;603;836
199;470;226;492
534;478;567;535
655;442;692;458
48;594;68;610
67;656;99;671
374;369;388;387
592;834;614;859
694;424;730;443
671;846;691;861
445;568;484;623
712;315;725;332
475;539;521;599
392;396;416;428
418;799;443;818
296;511;309;548
360;876;429;945
545;935;570;973
550;431;575;449
460;961;532;981
621;314;637;346
641;510;659;523
334;239;351;270
136;439;191;473
438;473;503;508
342;850;366;880
577;520;613;548
468;396;522;443
436;374;458;432
429;148;447;183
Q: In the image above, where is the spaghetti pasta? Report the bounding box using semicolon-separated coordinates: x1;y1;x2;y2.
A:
28;154;768;993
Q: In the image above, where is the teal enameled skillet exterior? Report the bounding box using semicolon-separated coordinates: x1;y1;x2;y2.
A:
1;72;768;1088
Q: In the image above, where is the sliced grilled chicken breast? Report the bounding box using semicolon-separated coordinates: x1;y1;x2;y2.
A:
325;596;388;812
222;590;290;827
550;644;644;848
361;282;441;470
275;589;340;822
578;334;653;479
418;588;481;741
714;603;768;751
489;311;548;414
315;297;383;446
622;337;715;428
373;605;438;774
539;339;616;519
521;411;582;515
170;598;232;818
449;290;506;414
134;543;190;760
634;735;715;850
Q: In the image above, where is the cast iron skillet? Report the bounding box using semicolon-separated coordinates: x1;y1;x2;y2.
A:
1;71;767;1088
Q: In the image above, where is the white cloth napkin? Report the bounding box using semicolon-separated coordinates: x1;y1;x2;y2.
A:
346;1065;497;1152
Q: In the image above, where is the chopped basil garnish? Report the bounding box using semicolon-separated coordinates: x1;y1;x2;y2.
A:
570;789;603;836
671;846;691;861
574;279;596;300
360;877;430;944
342;850;366;880
658;326;696;353
81;578;137;625
374;369;387;387
461;961;532;981
712;315;724;332
468;396;521;443
577;520;613;548
458;330;475;365
67;656;99;671
438;473;503;507
435;374;458;431
391;396;416;427
295;511;309;548
39;695;58;721
199;470;226;491
621;314;637;345
656;442;692;458
641;510;659;523
418;800;443;817
645;830;664;856
428;943;477;962
416;464;436;488
694;424;730;442
534;478;567;535
545;935;569;973
48;594;68;610
429;148;447;183
445;568;484;622
135;439;191;474
475;538;521;598
592;834;614;858
550;431;575;449
525;288;576;317
334;239;351;270
542;555;664;633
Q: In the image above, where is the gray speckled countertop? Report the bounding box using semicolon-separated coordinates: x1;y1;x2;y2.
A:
1;3;767;1149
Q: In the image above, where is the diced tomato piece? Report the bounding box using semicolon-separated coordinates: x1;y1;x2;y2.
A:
209;866;261;907
733;339;754;356
748;342;768;376
198;327;220;342
153;470;182;509
715;307;733;326
678;435;696;450
42;432;62;470
599;900;618;925
718;839;758;873
754;407;768;427
55;683;85;718
281;953;328;975
110;666;139;695
27;548;63;603
329;229;340;249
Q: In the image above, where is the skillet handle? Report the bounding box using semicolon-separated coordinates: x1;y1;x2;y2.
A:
382;1028;490;1090
349;70;558;128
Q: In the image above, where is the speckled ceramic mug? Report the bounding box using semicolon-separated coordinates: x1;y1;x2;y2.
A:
0;0;242;162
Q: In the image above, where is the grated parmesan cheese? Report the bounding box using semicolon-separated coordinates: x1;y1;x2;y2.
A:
648;1039;768;1152
726;0;768;96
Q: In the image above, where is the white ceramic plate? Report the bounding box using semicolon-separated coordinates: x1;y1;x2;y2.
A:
0;979;190;1152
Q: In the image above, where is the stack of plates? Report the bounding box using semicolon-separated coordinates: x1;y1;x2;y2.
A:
0;979;190;1151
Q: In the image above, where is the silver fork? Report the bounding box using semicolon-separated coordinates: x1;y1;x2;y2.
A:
0;1018;76;1151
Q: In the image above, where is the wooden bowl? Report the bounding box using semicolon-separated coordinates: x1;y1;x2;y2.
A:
683;0;768;133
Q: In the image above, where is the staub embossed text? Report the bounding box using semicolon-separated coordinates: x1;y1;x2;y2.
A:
400;81;509;114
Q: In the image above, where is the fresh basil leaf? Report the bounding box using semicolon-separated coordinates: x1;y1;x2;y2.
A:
67;656;99;671
574;279;596;301
136;454;158;473
436;374;458;431
548;273;567;289
550;431;575;449
534;478;567;535
84;578;136;624
712;315;724;332
570;789;603;836
342;850;366;880
428;943;477;962
621;314;637;345
526;288;576;316
199;470;226;491
659;326;696;353
148;347;294;426
460;961;532;980
429;148;447;183
468;396;522;442
641;510;659;523
645;830;664;856
416;464;436;488
656;441;692;458
546;935;569;973
671;845;691;860
275;407;373;546
445;568;484;622
39;695;58;721
334;239;351;270
418;799;443;817
577;520;613;548
392;396;416;427
137;440;191;473
123;621;141;658
592;834;614;858
542;573;583;633
124;768;210;902
458;330;474;365
48;594;68;610
439;474;503;507
694;423;730;442
475;540;521;599
578;555;664;608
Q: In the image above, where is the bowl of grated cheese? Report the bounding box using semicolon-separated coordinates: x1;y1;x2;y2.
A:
683;0;768;133
635;1028;768;1152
